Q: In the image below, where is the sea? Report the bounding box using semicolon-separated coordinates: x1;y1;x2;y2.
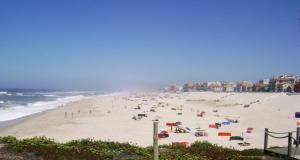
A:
0;89;100;122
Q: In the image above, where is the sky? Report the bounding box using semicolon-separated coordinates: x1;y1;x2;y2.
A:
0;0;300;90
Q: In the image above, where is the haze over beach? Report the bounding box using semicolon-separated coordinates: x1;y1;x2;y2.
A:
0;0;300;159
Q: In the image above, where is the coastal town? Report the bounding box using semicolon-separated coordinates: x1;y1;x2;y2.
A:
165;74;300;93
0;0;299;159
1;75;300;159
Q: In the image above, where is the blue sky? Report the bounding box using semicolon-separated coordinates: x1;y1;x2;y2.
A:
0;0;299;90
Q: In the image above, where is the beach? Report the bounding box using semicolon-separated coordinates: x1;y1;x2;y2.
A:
0;92;299;150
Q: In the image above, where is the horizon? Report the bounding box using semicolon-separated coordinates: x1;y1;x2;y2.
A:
1;0;300;90
0;73;299;91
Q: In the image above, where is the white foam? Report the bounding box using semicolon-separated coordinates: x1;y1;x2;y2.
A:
16;93;23;96
12;105;25;109
99;92;125;97
44;94;56;97
0;101;4;104
0;92;11;96
0;95;87;122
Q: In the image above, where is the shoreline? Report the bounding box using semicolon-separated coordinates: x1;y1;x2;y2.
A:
0;95;96;130
0;108;56;130
0;92;299;149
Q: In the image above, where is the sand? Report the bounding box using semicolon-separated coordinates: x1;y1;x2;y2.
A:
0;92;299;150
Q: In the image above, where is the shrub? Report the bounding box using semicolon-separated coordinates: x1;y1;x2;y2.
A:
0;137;263;160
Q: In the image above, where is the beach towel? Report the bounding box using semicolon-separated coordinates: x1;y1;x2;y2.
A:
222;122;230;125
230;136;244;141
218;132;231;136
209;124;217;128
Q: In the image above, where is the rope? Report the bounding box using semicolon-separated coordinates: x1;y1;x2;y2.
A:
266;133;289;139
265;129;300;157
267;131;290;135
266;130;296;134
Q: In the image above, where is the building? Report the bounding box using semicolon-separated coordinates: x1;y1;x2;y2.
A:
236;81;253;92
178;74;299;93
204;82;223;92
222;82;236;92
253;83;269;92
183;82;196;92
209;84;223;92
278;83;294;92
295;81;300;92
253;79;269;92
194;83;200;91
259;79;270;85
269;75;297;92
165;85;182;92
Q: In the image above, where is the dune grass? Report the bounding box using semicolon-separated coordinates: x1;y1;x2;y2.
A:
0;136;263;160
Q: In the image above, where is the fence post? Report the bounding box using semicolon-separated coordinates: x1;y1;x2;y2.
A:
264;128;269;153
297;127;300;147
288;132;292;157
153;121;159;160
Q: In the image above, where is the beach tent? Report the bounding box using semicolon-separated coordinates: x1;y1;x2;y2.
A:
295;112;300;118
197;111;205;117
132;116;142;120
215;123;222;128
226;118;239;123
195;130;208;137
138;114;147;117
222;121;230;125
176;121;182;126
244;104;250;108
150;109;156;112
175;126;189;133
158;131;169;138
209;124;218;129
134;106;141;110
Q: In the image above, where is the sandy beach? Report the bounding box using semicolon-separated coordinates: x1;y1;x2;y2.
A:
0;92;299;150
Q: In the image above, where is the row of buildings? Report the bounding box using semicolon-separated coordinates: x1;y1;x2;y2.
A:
165;75;300;93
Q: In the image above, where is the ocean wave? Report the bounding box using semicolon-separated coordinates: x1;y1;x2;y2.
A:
12;105;25;109
16;93;23;96
99;92;125;97
0;101;4;104
0;92;12;96
0;94;87;122
44;94;56;97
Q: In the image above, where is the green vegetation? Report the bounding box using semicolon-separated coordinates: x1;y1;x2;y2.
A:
0;136;263;160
